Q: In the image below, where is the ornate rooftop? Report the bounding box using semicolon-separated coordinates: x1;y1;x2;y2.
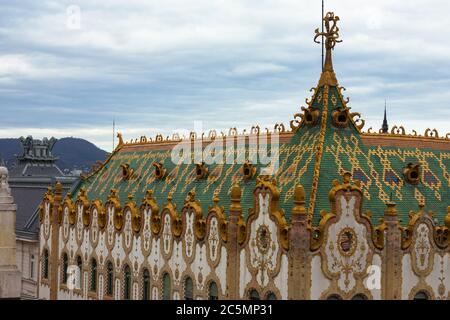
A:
72;12;450;227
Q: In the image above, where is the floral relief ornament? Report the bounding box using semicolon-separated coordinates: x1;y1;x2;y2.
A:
248;194;279;288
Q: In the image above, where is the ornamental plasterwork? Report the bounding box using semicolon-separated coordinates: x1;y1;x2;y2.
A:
111;233;126;270
142;208;152;252
323;195;371;293
81;229;90;262
208;216;220;263
149;238;162;282
68;227;76;259
130;236;144;278
44;202;50;238
162;214;172;255
412;223;433;275
248;193;280;288
185;211;195;258
91;208;99;244
107;207;115;246
63;207;70;240
124;210;132;249
76;205;84;242
95;231;107;266
193;243;211;291
168;241;186;286
151;287;158;300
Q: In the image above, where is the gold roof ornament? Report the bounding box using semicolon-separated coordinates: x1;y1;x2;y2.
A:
314;12;342;86
445;206;450;229
292;185;307;216
385;200;398;217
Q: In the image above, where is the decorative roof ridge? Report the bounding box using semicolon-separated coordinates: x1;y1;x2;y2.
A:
80;123;297;181
362;126;450;141
111;123;295;149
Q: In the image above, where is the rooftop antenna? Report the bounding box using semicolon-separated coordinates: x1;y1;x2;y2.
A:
322;0;325;71
112;117;115;151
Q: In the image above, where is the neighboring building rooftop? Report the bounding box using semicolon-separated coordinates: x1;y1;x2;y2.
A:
8;136;78;240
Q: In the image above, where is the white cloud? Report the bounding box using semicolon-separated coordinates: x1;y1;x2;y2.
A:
231;63;289;76
0;0;449;152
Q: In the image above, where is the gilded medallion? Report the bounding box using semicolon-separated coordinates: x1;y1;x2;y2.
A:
256;225;271;254
337;227;357;257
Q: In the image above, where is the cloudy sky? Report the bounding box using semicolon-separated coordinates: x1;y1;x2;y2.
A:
1;0;449;151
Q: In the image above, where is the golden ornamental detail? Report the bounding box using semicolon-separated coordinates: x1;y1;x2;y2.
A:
162;192;181;238
292;185;307;216
76;188;91;227
314;12;342;86
242;161;257;181
373;219;387;250
364;127;449;141
139;189;161;236
91;200;105;230
196;162;209;180
230;184;242;213
208;192;228;243
403;163;421;185
183;190;207;241
124;194;141;234
120;163;134;181
400;203;425;249
40;187;54;223
328;172;362;213
153;162;167;181
310;210;335;251
425;128;439;138
237;217;247;246
116;132;124;147
436;206;450;248
253;177;289;251
105;189;123;231
63;193;75;226
445;207;450;229
290;87;322;132
434;225;449;249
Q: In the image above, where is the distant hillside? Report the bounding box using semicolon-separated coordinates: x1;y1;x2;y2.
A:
0;137;108;173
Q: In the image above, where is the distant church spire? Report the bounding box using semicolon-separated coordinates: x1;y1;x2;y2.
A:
382;100;389;133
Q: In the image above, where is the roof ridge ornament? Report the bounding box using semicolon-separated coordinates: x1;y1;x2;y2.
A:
314;12;342;86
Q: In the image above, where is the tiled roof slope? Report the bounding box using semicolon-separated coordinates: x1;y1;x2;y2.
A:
73;80;449;226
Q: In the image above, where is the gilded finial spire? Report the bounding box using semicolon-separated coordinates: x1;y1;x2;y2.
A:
314;12;342;86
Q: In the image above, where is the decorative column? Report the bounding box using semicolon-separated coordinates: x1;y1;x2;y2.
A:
382;201;402;300
226;184;242;300
49;182;63;300
0;167;21;299
288;185;311;300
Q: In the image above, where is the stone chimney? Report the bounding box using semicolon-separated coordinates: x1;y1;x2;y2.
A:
0;166;21;299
